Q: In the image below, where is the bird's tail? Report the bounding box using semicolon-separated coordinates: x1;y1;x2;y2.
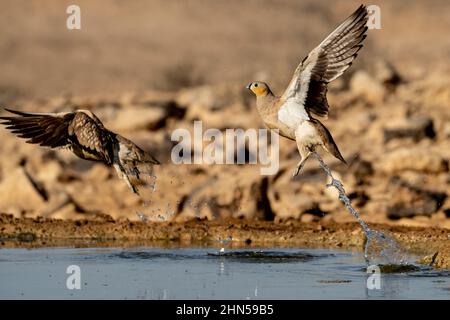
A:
315;119;347;165
116;135;160;165
137;149;161;165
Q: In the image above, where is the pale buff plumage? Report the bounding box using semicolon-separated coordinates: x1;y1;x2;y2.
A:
247;5;369;176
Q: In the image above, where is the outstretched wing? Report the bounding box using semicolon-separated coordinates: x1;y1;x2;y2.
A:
0;108;75;148
0;109;114;164
280;5;368;122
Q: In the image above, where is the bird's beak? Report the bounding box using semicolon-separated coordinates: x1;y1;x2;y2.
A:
246;83;252;90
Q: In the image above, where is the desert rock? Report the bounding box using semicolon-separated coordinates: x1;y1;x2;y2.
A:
350;70;386;105
379;147;448;174
383;116;435;143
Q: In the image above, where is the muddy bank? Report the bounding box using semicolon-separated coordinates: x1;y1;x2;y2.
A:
0;213;449;269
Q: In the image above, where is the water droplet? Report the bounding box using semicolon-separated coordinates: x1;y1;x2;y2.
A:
314;152;408;266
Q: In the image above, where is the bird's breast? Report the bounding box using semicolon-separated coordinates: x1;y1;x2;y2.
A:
295;121;322;146
278;100;310;129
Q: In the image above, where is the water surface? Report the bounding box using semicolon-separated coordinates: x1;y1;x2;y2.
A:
0;247;449;299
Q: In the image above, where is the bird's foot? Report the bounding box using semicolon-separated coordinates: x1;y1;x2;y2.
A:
130;183;140;195
292;167;301;178
124;173;140;195
133;167;140;180
292;161;306;178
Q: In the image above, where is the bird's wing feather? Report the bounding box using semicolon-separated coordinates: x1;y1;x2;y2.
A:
0;109;114;164
280;5;368;119
0;108;75;148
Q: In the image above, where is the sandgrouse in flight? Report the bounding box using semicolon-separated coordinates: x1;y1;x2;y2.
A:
247;5;369;176
0;108;160;194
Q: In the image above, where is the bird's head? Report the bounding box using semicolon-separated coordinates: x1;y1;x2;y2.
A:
246;81;271;97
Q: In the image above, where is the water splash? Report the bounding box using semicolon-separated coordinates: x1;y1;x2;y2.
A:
125;167;158;194
138;171;157;193
313;153;408;265
217;236;233;255
162;202;176;221
136;212;149;222
129;168;175;222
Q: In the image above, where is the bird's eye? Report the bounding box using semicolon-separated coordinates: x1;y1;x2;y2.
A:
254;83;258;87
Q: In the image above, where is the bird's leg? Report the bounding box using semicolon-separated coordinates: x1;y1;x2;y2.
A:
125;175;139;195
292;153;311;177
292;158;304;177
114;163;140;195
133;166;140;180
292;144;314;178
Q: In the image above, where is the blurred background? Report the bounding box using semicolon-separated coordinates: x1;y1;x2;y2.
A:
1;0;449;99
0;0;449;228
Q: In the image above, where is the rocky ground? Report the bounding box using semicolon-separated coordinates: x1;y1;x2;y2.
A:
1;61;450;229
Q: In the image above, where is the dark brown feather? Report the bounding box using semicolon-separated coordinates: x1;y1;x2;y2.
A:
67;112;114;164
1;108;160;194
304;6;368;118
0;109;114;163
0;111;74;148
311;118;346;164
